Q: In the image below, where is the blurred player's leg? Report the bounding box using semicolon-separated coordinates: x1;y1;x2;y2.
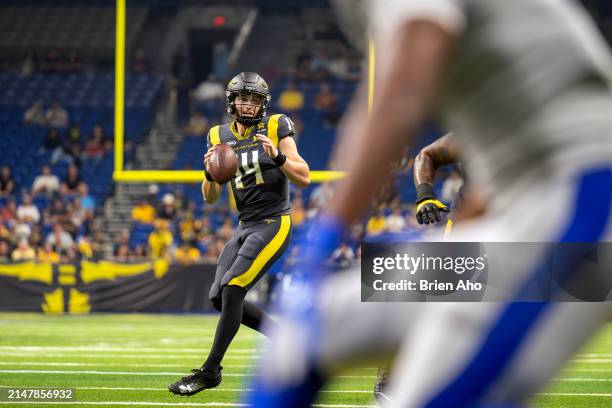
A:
386;167;612;407
250;270;419;407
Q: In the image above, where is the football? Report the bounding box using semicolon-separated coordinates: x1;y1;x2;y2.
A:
208;143;238;184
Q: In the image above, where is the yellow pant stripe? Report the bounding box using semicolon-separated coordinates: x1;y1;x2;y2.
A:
267;114;282;148
210;126;221;145
228;215;291;287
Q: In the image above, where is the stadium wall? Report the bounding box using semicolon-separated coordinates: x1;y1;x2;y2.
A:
0;261;216;313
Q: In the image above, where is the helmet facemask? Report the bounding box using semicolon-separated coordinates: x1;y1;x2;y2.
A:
227;91;269;126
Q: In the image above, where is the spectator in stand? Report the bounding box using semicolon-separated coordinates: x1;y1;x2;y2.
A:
366;209;387;237
175;240;201;265
0;198;17;226
37;242;60;263
114;244;132;262
331;242;355;269
63;50;83;73
78;184;95;216
60;165;83;196
46;223;74;253
193;74;225;104
295;49;312;81
48;197;69;228
148;220;174;259
291;194;305;228
133;244;146;259
17;193;40;225
0;240;11;262
278;82;304;113
84;124;106;162
113;229;131;258
131;47;150;74
42;128;73;164
11;238;35;261
309;49;330;80
91;230;105;261
328;49;361;81
32;165;60;196
68;122;81;145
157;193;177;220
45;101;69;129
23;100;46;126
132;198;156;224
314;83;341;126
217;217;235;241
441;169;464;203
77;236;93;259
183;111;209;137
0;165;14;197
385;206;407;233
41;50;59;73
20;49;38;76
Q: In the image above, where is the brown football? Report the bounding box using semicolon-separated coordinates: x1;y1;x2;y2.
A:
208;143;238;184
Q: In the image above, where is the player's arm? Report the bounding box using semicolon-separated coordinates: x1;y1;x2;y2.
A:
257;115;310;188
413;133;460;224
414;132;459;185
330;18;460;224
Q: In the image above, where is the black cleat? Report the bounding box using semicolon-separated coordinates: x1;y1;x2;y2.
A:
373;366;392;405
168;366;222;396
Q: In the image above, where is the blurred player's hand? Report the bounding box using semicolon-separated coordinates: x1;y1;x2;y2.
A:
416;199;449;224
256;134;278;159
415;183;449;224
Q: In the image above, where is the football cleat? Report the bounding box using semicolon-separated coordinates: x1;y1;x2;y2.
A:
168;366;222;396
373;366;393;405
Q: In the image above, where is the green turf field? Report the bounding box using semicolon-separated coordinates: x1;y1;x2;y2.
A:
0;313;610;407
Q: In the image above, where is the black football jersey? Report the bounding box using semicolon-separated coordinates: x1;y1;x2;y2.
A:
206;114;295;222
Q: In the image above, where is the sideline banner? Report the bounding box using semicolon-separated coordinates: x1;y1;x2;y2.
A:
0;260;217;313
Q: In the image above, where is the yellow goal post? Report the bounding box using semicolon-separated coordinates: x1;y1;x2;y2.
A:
113;0;373;184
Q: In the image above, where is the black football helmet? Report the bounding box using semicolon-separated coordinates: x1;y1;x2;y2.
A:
225;72;271;125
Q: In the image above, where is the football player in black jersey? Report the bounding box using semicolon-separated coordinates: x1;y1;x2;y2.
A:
169;72;310;396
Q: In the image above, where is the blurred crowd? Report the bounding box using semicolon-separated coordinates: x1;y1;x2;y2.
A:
0;163;100;263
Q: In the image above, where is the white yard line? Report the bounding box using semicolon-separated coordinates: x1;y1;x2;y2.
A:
0;346;258;354
0;353;258;360
537;392;612;397
0;402;376;408
0;385;373;394
0;362;376;371
0;369;375;379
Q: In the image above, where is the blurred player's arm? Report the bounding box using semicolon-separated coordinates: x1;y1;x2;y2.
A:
413;133;459;224
414;133;459;185
330;19;459;223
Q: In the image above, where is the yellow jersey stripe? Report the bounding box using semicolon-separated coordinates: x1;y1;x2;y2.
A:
210;126;221;145
228;215;291;287
268;114;282;148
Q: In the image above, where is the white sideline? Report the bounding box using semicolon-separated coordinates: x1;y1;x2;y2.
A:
0;370;376;379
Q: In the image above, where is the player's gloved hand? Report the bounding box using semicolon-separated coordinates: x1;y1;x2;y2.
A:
415;183;449;225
